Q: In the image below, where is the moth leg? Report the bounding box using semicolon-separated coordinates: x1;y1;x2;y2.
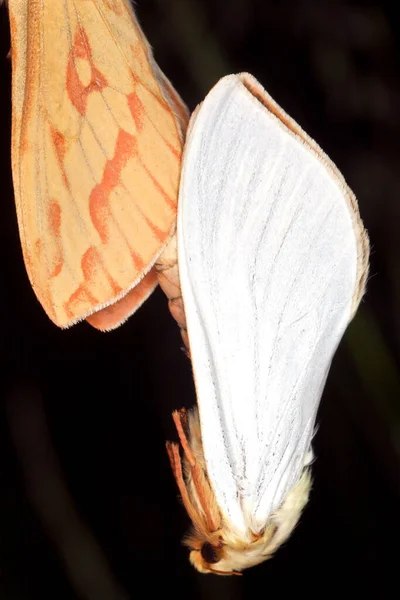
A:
172;409;196;467
166;441;203;529
172;410;221;532
167;440;217;540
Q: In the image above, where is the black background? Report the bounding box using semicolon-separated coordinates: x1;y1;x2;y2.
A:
0;1;399;598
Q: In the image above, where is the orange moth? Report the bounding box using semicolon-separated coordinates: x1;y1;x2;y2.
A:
5;0;188;331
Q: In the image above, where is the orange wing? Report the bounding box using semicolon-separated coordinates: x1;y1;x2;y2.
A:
8;0;188;329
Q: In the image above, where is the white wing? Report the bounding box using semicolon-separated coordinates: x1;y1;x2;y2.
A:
177;73;368;538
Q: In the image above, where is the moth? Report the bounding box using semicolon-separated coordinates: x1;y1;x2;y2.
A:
4;0;370;578
166;73;370;575
4;0;188;331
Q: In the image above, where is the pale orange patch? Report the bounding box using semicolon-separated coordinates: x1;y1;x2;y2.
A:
141;162;178;211
86;268;158;331
127;91;145;132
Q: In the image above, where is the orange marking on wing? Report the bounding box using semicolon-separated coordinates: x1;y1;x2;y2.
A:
50;127;69;188
131;251;145;271
163;139;181;161
89;129;138;244
131;42;149;80
64;286;98;321
141;211;165;242
66;28;108;116
48;200;64;277
104;0;124;16
82;247;121;295
127;91;145;132
64;246;121;319
130;40;177;127
8;10;18;71
128;43;182;160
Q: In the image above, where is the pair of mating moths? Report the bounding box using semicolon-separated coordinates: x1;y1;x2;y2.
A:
4;0;369;575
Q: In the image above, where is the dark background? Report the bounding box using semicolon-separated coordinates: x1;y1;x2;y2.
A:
1;1;399;598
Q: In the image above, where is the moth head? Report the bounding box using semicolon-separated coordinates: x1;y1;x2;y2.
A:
186;523;279;575
187;537;242;576
184;470;313;576
167;407;308;574
189;542;228;575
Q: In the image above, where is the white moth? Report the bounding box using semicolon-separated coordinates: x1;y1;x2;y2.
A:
166;73;369;575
